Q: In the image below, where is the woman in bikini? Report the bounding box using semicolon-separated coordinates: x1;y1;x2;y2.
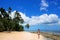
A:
37;29;40;39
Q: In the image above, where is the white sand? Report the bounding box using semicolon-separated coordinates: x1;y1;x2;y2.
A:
0;31;52;40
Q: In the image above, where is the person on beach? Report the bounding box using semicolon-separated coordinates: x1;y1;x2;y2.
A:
37;29;40;39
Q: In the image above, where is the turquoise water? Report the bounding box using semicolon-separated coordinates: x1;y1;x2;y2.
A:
25;30;60;35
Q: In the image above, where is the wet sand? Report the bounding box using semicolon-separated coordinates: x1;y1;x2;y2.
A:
0;31;52;40
41;32;60;40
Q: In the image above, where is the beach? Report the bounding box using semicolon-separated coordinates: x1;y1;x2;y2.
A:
0;31;53;40
41;32;60;40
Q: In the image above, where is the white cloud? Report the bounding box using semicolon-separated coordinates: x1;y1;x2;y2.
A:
10;11;30;22
58;19;60;24
40;0;49;11
10;11;60;25
26;14;59;25
10;11;16;19
19;12;30;23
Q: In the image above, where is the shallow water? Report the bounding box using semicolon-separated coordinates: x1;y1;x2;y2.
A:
46;38;53;40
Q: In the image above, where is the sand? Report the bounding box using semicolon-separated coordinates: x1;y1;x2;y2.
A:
0;31;52;40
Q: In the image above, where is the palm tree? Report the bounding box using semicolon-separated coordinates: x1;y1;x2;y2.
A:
14;11;24;23
8;7;12;13
13;11;24;31
0;22;4;32
0;7;24;32
0;14;2;18
25;23;29;29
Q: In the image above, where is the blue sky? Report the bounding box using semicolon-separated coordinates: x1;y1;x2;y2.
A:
0;0;60;31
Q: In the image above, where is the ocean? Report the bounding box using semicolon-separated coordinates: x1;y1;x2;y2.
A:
25;30;60;35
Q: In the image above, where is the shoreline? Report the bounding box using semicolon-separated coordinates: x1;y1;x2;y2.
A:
0;31;60;40
31;31;60;40
41;32;60;40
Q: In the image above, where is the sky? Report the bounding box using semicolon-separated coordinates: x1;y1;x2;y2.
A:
0;0;60;31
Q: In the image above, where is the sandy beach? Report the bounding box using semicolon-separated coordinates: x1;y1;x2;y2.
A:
0;31;52;40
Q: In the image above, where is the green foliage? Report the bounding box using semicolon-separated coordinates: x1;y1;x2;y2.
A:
0;21;4;32
25;24;30;29
0;7;24;32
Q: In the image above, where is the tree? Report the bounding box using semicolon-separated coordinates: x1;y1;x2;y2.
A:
8;7;12;13
0;7;24;32
0;19;4;32
13;11;24;31
14;11;24;23
25;24;29;29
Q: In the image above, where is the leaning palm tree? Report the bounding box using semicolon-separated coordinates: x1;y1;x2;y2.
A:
25;23;29;29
